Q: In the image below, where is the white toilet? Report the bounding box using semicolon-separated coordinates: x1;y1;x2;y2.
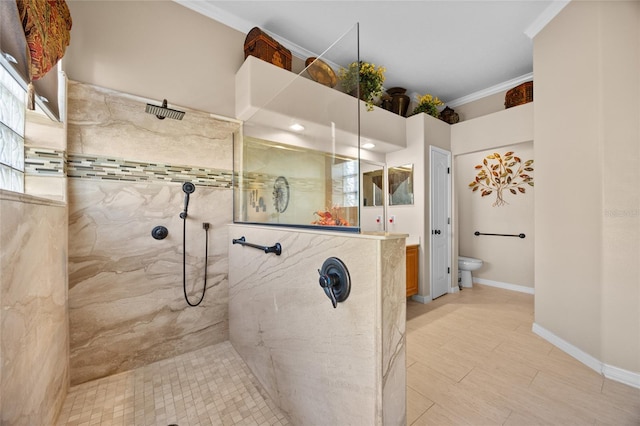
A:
458;256;483;288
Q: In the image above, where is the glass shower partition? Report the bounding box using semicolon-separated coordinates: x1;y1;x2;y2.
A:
233;24;362;232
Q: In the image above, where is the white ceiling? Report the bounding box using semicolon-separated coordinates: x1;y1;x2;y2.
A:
177;1;568;106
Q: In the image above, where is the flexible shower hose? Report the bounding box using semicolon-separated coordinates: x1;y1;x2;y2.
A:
182;217;209;307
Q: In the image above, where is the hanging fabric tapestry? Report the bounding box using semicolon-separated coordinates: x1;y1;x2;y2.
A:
16;0;72;108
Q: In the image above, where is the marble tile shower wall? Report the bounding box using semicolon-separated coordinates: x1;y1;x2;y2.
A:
0;191;69;425
67;81;240;385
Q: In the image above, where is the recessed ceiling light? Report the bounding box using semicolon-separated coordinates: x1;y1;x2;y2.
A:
362;142;376;150
289;123;305;132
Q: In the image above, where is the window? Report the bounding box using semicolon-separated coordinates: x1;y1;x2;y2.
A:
332;160;359;208
0;63;25;192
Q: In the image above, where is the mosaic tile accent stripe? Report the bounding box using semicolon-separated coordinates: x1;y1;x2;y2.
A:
66;153;233;188
25;147;66;176
28;148;325;193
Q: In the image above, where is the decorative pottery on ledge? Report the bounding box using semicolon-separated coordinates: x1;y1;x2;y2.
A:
385;87;410;117
439;106;460;124
305;57;337;88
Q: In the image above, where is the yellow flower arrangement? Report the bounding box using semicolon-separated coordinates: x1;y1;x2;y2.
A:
338;61;386;111
412;93;444;118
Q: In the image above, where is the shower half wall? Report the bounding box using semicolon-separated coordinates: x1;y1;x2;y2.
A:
67;81;239;384
229;224;407;425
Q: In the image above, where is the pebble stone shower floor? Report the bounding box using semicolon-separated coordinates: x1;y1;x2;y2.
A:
55;341;291;426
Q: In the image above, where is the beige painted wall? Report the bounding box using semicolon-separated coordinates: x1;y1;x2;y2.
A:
451;103;534;291
456;142;534;288
598;0;640;375
65;0;245;118
534;1;639;374
451;102;533;156
387;113;451;300
453;91;508;122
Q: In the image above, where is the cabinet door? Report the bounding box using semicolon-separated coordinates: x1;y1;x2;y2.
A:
406;245;419;297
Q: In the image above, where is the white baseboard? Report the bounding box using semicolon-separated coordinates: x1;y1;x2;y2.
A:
602;364;640;389
412;285;460;304
532;323;603;372
411;294;431;304
474;278;535;295
532;323;640;389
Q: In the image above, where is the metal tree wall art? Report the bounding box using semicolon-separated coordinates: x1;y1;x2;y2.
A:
468;151;534;207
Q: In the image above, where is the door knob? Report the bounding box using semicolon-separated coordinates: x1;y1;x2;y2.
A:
433;229;441;235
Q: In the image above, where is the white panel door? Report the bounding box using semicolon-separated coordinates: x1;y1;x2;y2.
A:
430;147;451;299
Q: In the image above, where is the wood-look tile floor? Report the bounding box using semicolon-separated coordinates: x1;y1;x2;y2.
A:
406;284;640;425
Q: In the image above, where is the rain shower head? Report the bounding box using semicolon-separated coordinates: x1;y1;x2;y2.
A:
145;99;185;120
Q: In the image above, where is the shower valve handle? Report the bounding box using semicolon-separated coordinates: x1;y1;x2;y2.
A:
317;257;351;309
318;271;339;308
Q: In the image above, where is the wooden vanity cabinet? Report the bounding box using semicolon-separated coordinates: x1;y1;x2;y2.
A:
406;245;419;297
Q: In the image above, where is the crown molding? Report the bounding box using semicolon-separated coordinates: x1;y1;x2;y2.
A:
174;0;254;34
174;0;323;63
524;0;571;39
446;72;533;108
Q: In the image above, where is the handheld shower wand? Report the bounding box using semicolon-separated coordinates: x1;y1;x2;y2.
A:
178;181;209;307
180;182;196;219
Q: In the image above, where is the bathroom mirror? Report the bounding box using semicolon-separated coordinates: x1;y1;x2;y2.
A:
362;168;384;207
360;160;386;232
388;164;414;205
